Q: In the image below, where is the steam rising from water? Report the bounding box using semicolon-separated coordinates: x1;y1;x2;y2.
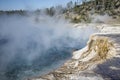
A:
0;14;96;80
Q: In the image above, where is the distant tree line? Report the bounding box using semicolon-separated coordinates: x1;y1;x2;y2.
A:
0;10;27;15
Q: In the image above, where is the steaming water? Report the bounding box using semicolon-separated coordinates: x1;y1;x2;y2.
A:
0;15;97;80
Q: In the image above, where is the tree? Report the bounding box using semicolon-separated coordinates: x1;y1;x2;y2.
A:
67;1;73;10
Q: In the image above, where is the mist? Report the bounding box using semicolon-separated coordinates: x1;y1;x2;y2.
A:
90;13;113;23
0;14;96;80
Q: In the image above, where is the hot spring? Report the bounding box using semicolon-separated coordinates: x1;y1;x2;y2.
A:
0;14;97;80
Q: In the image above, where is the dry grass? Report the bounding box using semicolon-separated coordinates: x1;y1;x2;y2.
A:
79;35;115;62
73;36;116;70
89;36;114;60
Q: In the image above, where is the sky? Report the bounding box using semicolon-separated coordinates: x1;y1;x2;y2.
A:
0;0;79;10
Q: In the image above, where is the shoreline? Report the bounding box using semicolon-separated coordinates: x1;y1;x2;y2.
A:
31;24;120;80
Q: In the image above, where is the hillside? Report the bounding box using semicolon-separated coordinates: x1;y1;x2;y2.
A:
65;0;120;23
0;0;120;23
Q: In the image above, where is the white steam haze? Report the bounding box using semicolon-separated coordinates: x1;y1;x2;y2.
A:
0;14;97;80
90;13;113;23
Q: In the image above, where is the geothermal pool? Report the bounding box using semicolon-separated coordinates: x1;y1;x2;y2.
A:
0;15;96;80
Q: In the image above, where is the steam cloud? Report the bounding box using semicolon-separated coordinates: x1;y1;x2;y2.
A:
0;14;96;80
90;14;113;23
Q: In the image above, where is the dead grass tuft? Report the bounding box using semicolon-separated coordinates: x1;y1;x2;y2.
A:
89;36;114;60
